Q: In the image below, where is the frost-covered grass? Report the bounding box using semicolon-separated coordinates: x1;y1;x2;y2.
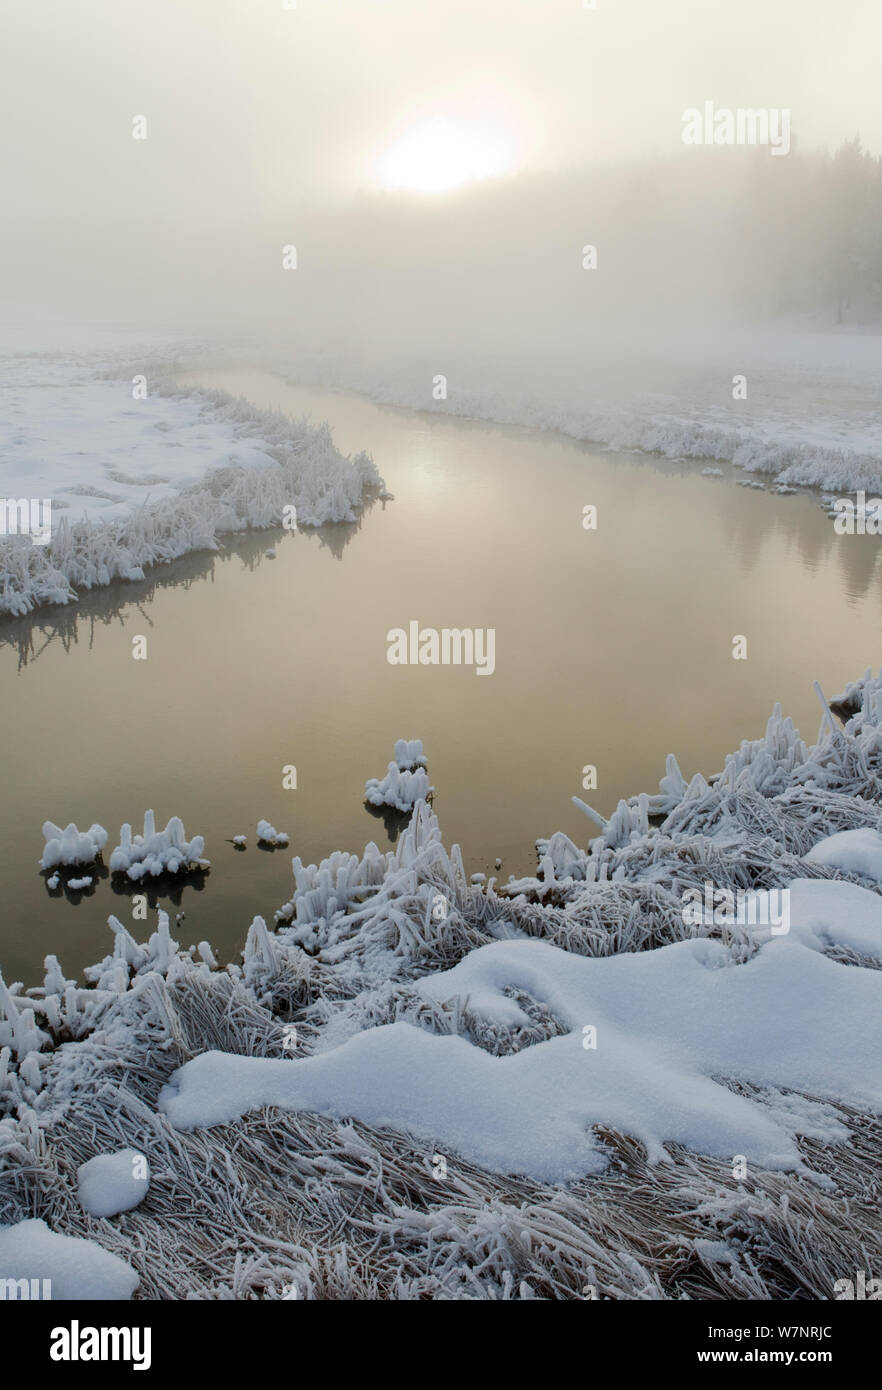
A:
3;674;882;1298
264;325;882;501
0;344;387;617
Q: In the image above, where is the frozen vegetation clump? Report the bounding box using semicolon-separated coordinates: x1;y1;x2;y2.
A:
393;738;427;770
109;811;208;881
365;739;433;812
256;821;288;847
40;821;108;871
4;673;882;1300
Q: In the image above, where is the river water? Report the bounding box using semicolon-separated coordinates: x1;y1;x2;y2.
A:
1;368;878;982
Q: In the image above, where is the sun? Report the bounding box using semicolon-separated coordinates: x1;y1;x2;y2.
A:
375;118;512;194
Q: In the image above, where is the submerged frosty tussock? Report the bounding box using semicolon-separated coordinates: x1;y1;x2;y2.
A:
365;737;434;812
40;821;108;871
110;811;208;881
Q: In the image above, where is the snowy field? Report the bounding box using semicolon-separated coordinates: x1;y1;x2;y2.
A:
0;330;386;615
3;670;882;1299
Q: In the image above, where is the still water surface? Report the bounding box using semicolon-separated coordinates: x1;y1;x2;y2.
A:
1;369;879;981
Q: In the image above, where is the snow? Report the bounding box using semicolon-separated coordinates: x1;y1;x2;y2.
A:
0;1218;139;1299
0;338;387;616
77;1149;150;1218
40;821;108;871
256;820;288;847
159;876;882;1182
232;835;247;847
66;877;93;891
109;811;208;880
805;827;882;883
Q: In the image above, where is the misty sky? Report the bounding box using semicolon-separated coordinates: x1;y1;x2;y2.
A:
3;0;880;214
2;0;880;328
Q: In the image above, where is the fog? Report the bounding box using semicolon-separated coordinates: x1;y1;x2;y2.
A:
2;0;881;363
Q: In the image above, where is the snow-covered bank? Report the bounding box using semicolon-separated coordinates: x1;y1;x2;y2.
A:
0;342;387;616
3;675;882;1298
254;325;882;500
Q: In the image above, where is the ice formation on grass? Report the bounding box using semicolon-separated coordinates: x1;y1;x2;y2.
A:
365;739;433;812
77;1149;150;1218
0;350;389;617
0;1219;139;1299
109;811;208;881
40;821;108;871
257;820;288;847
5;672;882;1298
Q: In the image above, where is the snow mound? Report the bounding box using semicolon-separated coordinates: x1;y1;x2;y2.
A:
257;820;288;847
109;811;208;880
77;1149;150;1218
806;827;882;883
0;1219;139;1299
40;821;108;871
160;876;882;1182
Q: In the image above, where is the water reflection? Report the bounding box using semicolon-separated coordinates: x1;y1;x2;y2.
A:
0;504;383;669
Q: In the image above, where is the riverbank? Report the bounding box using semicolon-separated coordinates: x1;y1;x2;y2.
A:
2;670;882;1299
0;334;386;616
2;322;881;617
251;322;882;499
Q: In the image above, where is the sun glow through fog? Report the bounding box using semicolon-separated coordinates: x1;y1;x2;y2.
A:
375;118;513;193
